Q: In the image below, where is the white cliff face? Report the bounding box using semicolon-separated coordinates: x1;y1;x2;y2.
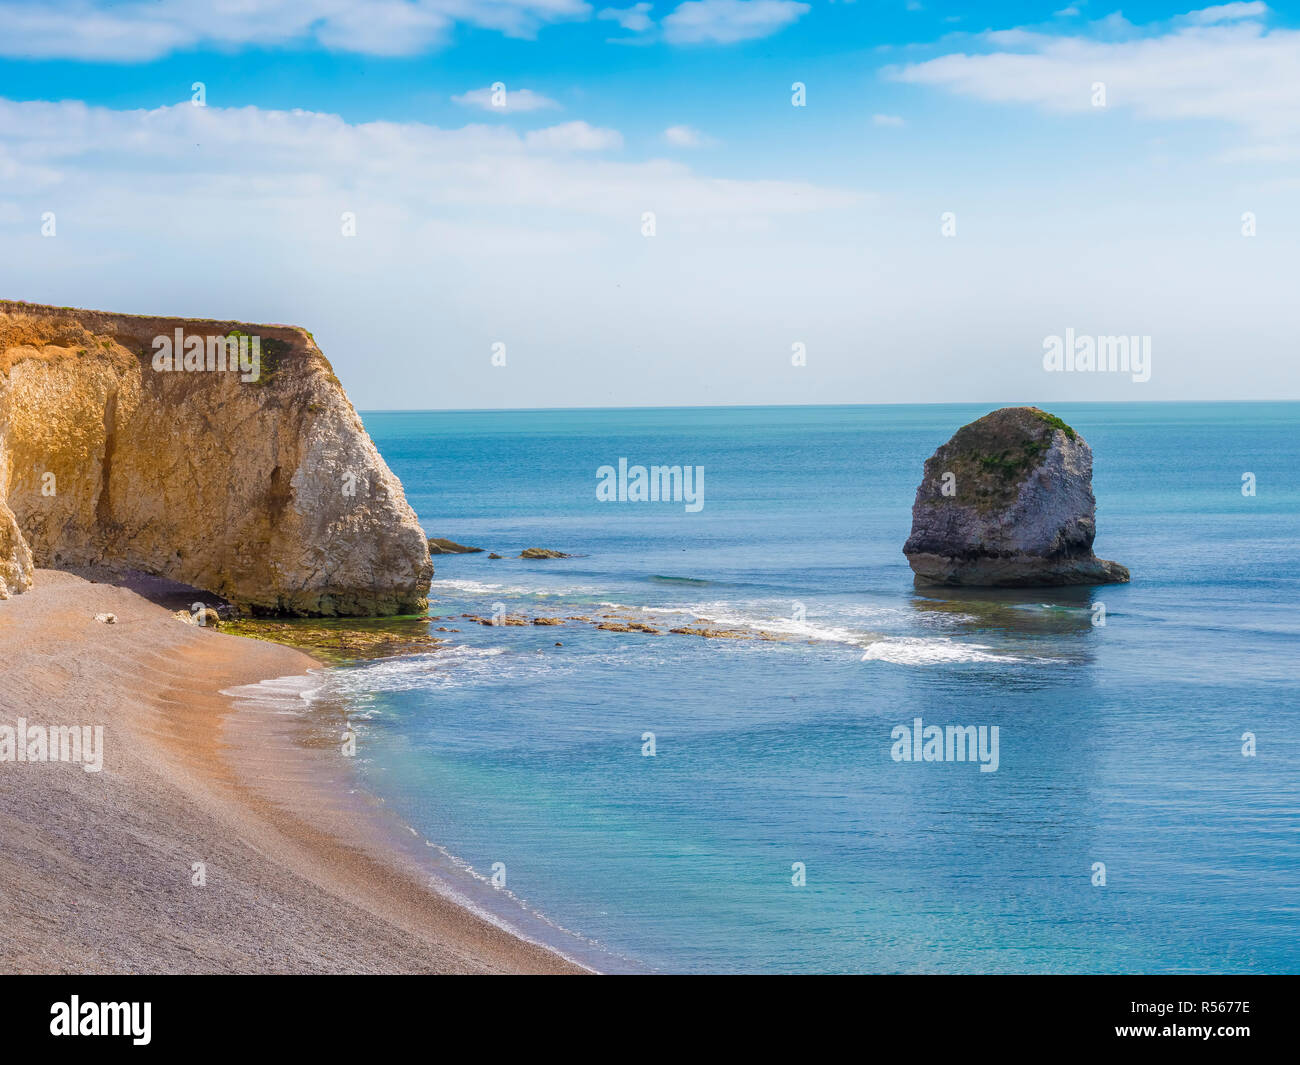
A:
0;499;34;599
0;302;432;615
0;425;34;598
903;406;1129;587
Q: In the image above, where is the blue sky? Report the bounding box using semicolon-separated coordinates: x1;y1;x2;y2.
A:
1;1;1297;408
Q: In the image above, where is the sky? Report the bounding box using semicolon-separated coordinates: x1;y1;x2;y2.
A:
0;0;1297;409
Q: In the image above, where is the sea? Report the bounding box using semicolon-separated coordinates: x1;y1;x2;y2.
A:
294;402;1300;973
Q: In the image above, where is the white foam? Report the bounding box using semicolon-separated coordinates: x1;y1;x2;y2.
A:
859;637;1028;666
321;646;507;696
318;639;692;700
414;834;606;968
435;575;988;651
630;598;907;647
220;671;328;713
434;577;601;597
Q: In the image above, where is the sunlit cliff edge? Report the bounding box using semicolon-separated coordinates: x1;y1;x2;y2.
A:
0;301;431;616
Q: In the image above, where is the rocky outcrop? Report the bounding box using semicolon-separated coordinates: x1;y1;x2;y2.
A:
903;406;1129;587
428;537;483;554
0;301;431;615
0;496;34;599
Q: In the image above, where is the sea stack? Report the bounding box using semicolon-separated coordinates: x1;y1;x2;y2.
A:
0;301;432;615
903;406;1129;587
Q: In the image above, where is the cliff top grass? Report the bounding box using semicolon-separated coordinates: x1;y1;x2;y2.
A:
0;300;335;382
227;329;291;386
923;406;1079;513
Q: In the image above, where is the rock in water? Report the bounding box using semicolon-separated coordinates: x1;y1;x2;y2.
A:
427;537;483;554
0;301;432;615
903;406;1129;587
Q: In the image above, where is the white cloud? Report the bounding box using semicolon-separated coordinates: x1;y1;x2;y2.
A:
525;120;623;151
0;96;868;411
0;0;593;61
1180;2;1268;25
887;7;1300;158
452;86;561;113
0;98;854;219
598;3;654;32
663;124;716;146
871;113;905;127
0;0;824;58
662;0;809;45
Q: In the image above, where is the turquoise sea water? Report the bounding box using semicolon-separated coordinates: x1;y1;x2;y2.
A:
327;403;1299;973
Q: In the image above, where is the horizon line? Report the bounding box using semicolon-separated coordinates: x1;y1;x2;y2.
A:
357;398;1300;415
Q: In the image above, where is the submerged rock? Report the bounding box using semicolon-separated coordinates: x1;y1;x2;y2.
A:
519;548;572;559
0;301;431;615
219;616;445;661
902;406;1129;587
668;626;752;639
427;537;483;554
596;621;660;634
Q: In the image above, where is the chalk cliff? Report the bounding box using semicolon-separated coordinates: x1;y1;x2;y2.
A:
0;301;431;615
903;406;1129;587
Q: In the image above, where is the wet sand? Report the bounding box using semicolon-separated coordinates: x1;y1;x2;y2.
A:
0;569;581;974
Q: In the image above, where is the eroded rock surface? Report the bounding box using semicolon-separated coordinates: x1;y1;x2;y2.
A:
903;406;1129;587
0;301;431;614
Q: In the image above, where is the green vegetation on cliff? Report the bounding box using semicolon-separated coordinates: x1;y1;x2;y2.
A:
926;406;1077;513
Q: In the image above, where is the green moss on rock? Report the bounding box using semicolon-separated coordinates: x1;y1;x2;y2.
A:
227;330;290;385
923;406;1074;513
222;615;443;663
1033;410;1077;441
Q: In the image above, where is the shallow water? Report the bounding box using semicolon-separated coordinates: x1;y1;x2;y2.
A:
316;403;1299;973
